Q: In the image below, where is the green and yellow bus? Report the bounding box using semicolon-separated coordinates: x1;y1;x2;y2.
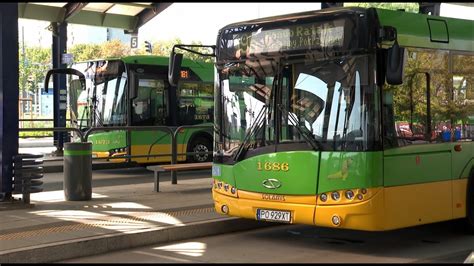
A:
67;55;214;164
178;7;473;231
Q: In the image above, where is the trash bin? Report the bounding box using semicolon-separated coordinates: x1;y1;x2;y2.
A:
64;142;92;201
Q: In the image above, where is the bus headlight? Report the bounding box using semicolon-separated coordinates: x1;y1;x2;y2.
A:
331;191;340;201
221;205;229;214
331;215;341;226
319;193;328;202
345;190;354;200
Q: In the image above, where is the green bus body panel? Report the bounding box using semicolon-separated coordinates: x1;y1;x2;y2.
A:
318;152;383;194
233;151;319;195
452;143;474;179
376;8;474;51
129;126;211;145
213;151;382;195
88;131;126;152
383;143;453;187
130;130;171;145
213;164;236;187
383;142;474;181
88;126;211;159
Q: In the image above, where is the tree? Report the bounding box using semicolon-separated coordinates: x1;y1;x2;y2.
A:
100;39;130;59
68;43;102;62
344;2;419;13
18;46;51;93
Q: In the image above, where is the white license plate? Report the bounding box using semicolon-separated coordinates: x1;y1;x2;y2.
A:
256;209;291;223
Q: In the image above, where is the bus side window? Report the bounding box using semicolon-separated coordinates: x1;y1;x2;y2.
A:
178;81;213;125
133;78;167;126
383;48;451;147
430;72;452;143
451;53;474;141
150;83;168;125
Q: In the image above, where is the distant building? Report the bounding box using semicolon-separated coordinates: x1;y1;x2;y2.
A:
68;24;131;46
18;19;131;48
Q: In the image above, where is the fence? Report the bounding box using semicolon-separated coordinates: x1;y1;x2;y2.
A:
18;124;214;184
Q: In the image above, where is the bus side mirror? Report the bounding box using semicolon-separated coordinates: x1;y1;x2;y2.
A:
386;41;405;85
168;52;183;87
44;68;86;93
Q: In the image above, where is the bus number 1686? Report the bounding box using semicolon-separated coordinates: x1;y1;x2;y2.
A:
257;162;289;172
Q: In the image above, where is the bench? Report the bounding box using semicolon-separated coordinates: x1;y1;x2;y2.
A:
146;162;212;192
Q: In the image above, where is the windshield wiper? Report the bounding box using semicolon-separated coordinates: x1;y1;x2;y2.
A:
277;104;322;151
233;105;268;162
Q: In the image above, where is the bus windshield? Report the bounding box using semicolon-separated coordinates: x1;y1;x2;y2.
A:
74;60;127;128
217;54;378;161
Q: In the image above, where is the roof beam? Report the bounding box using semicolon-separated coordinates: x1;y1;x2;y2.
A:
63;2;89;22
321;2;343;9
19;3;65;23
119;3;154;9
67;10;137;31
130;2;172;33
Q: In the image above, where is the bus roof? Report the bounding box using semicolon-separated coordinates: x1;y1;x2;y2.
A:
218;7;366;33
218;6;473;53
72;54;214;82
375;8;473;52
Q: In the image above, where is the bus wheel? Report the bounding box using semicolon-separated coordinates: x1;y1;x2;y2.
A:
188;137;212;163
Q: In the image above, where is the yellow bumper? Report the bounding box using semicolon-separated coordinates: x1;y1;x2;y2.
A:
212;187;386;231
92;151;109;158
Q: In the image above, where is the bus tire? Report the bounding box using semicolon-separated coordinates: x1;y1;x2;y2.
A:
465;170;474;234
187;136;212;163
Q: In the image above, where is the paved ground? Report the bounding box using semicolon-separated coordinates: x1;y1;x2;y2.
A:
62;222;474;263
0;167;270;263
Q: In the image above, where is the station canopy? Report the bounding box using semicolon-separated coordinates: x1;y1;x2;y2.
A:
18;2;172;33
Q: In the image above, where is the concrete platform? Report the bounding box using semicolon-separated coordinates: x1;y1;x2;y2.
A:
0;170;272;263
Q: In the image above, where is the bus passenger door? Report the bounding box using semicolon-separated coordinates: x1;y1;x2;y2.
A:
131;77;172;163
383;72;453;230
450;73;474;219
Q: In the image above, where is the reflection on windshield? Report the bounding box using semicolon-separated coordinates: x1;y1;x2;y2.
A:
221;73;271;156
217;54;376;160
292;73;332;133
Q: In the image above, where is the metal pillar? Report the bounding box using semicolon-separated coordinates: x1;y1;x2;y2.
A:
0;4;19;201
52;22;69;154
321;2;343;9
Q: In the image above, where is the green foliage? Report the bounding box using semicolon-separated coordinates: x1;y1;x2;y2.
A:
19;38;213;94
19;120;54;137
134;38;214;64
68;43;102;62
100;39;131;59
387;48;474;135
19;46;51;93
344;2;419;13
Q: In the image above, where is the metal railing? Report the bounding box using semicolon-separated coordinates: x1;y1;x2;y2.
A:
18;119;79;138
18;124;214;184
19;127;85;142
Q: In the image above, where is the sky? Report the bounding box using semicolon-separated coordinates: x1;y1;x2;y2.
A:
18;3;473;48
138;3;321;45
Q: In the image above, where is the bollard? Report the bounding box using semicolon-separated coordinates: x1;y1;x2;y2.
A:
63;142;92;201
